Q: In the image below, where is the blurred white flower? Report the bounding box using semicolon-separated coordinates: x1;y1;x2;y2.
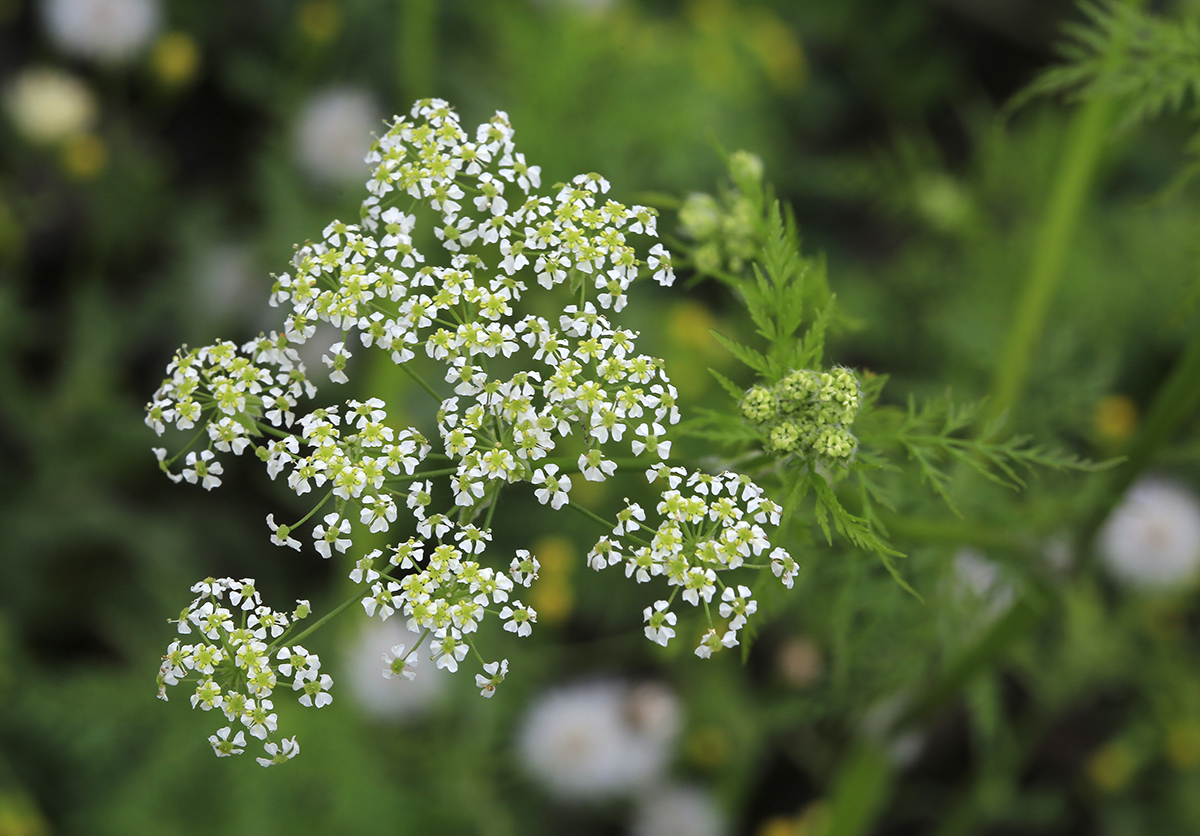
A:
1098;478;1200;590
861;692;924;768
952;548;1016;616
5;66;96;145
517;679;681;802
532;0;616;12
342;619;447;721
41;0;162;64
194;243;258;320
294;87;380;185
631;785;725;836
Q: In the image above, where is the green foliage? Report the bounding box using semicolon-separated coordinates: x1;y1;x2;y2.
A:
859;395;1112;517
1015;1;1200;130
685;156;1109;598
1013;0;1200;194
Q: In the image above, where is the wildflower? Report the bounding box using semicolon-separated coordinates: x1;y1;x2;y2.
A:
294;86;380;185
41;0;162;64
266;514;301;551
159;578;328;765
499;601;537;637
475;659;508;698
631;785;725;836
207;727;246;758
517;679;680;801
532;463;572;509
256;736;300;768
4;67;96;145
643;600;677;646
382;643;418;681
181;450;223;490
1097;478;1200;589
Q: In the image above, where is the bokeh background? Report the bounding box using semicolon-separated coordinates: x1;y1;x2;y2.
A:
3;0;1200;834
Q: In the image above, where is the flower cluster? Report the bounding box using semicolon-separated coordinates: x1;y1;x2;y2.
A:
146;99;693;761
155;578;319;767
352;521;535;682
677;150;764;275
587;465;795;657
741;367;861;464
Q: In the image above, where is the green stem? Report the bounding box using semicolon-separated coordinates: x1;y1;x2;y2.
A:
276;585;365;649
483;483;501;530
290;490;334;529
981;94;1116;430
567;501;616;532
398;362;443;402
385;466;458;485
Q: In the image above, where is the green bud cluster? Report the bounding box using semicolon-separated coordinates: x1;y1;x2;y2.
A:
740;367;861;464
678;150;764;274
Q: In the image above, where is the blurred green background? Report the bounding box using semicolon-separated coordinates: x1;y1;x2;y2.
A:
3;0;1200;834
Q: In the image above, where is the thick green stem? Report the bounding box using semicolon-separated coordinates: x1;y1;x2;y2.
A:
981;94;1116;430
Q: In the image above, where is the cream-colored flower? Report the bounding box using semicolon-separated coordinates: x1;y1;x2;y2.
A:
5;67;96;145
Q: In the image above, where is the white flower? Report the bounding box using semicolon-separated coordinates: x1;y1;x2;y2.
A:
578;449;616;482
718;585;757;631
322;341;353;384
510;550;540;586
517;679;681;801
950;548;1016;617
5;66;96;145
266;514;301;551
275;645;319;682
41;0;161;63
207;727;246;758
256;735;300;768
312;512;352;558
381;643;417;681
499;601;537;637
532;463;572;509
296;673;334;707
631;785;725;836
294;86;380;185
631;422;671;459
694;628;737;659
430;633;469;672
1097;478;1200;589
181;450;223;490
475;659;508;698
642;600;676;646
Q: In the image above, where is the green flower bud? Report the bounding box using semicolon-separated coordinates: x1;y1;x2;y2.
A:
729;150;764;191
693;242;723;275
679;192;722;240
777;370;819;412
815;401;845;425
768;421;802;453
741;385;776;423
815;426;856;460
722;196;758;242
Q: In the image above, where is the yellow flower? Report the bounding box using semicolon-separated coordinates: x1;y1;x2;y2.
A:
151;32;201;88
